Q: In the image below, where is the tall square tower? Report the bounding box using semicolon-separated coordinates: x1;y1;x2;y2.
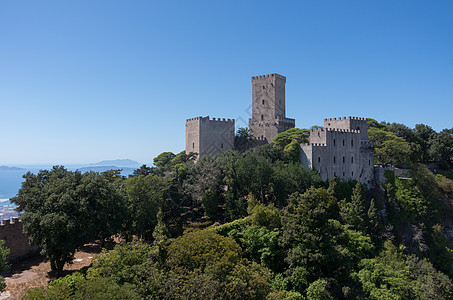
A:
248;73;295;142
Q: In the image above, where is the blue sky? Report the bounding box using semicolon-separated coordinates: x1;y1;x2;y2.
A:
1;1;452;165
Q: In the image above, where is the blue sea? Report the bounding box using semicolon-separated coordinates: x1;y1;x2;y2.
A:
0;165;137;202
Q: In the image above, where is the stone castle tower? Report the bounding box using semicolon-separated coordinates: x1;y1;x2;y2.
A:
248;73;295;142
300;117;374;187
185;116;235;157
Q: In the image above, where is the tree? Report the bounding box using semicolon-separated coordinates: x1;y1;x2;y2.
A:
153;152;176;169
429;129;453;165
12;166;127;273
356;240;452;299
122;175;171;240
273;128;309;148
0;240;10;291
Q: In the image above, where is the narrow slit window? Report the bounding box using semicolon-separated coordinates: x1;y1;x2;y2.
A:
262;99;265;105
318;157;321;163
261;115;264;121
192;143;194;149
369;159;371;166
352;171;354;177
351;140;354;147
351;156;354;163
343;140;345;146
221;143;224;149
333;139;336;146
333;156;336;163
343;156;345;163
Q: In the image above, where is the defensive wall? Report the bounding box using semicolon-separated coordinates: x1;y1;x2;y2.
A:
300;118;374;187
0;218;40;263
186;116;235;157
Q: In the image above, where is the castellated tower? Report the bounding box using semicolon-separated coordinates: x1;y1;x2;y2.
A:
299;116;374;187
248;73;295;142
185;116;235;157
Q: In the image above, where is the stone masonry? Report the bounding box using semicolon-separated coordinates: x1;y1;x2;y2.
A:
185;116;235;157
185;73;374;185
248;74;295;142
300;117;374;187
0;218;40;263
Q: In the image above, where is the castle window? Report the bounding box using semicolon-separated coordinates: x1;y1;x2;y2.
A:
352;171;354;177
262;85;265;90
343;172;345;177
318;157;321;163
343;140;345;146
333;139;336;146
343;156;345;163
351;140;354;147
262;99;265;105
357;127;360;131
221;143;224;149
261;115;264;121
369;159;371;166
333;156;336;163
192;143;194;149
334;172;336;177
351;156;354;163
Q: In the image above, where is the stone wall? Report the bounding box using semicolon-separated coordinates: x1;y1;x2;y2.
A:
249;73;295;142
300;118;374;187
0;218;40;263
186;116;235;157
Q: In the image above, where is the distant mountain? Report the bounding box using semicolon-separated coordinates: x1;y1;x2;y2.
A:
89;159;141;167
78;166;136;174
0;166;25;171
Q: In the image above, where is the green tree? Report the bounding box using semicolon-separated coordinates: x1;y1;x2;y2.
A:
273;128;309;148
122;175;170;240
12;166;126;273
0;240;10;291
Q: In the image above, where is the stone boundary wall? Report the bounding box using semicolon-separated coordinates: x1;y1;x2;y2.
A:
0;218;40;263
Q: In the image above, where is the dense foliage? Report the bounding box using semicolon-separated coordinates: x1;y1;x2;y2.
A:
15;119;453;298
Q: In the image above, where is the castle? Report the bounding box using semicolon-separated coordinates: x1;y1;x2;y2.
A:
186;73;374;186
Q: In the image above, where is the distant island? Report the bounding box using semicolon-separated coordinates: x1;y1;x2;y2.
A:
78;166;136;173
0;166;25;171
89;159;141;167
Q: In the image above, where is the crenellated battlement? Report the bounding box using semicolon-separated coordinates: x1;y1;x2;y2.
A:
326;128;361;133
324;116;367;121
0;217;40;262
251;73;286;81
0;217;20;226
186;116;234;123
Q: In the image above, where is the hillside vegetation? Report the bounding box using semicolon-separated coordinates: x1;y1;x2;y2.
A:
12;119;453;299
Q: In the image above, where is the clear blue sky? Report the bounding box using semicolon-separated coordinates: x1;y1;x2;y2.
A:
1;0;452;165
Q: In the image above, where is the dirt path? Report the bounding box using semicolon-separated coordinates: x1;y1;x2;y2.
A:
0;243;101;299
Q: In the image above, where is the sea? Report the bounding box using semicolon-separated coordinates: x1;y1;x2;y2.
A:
0;164;137;219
